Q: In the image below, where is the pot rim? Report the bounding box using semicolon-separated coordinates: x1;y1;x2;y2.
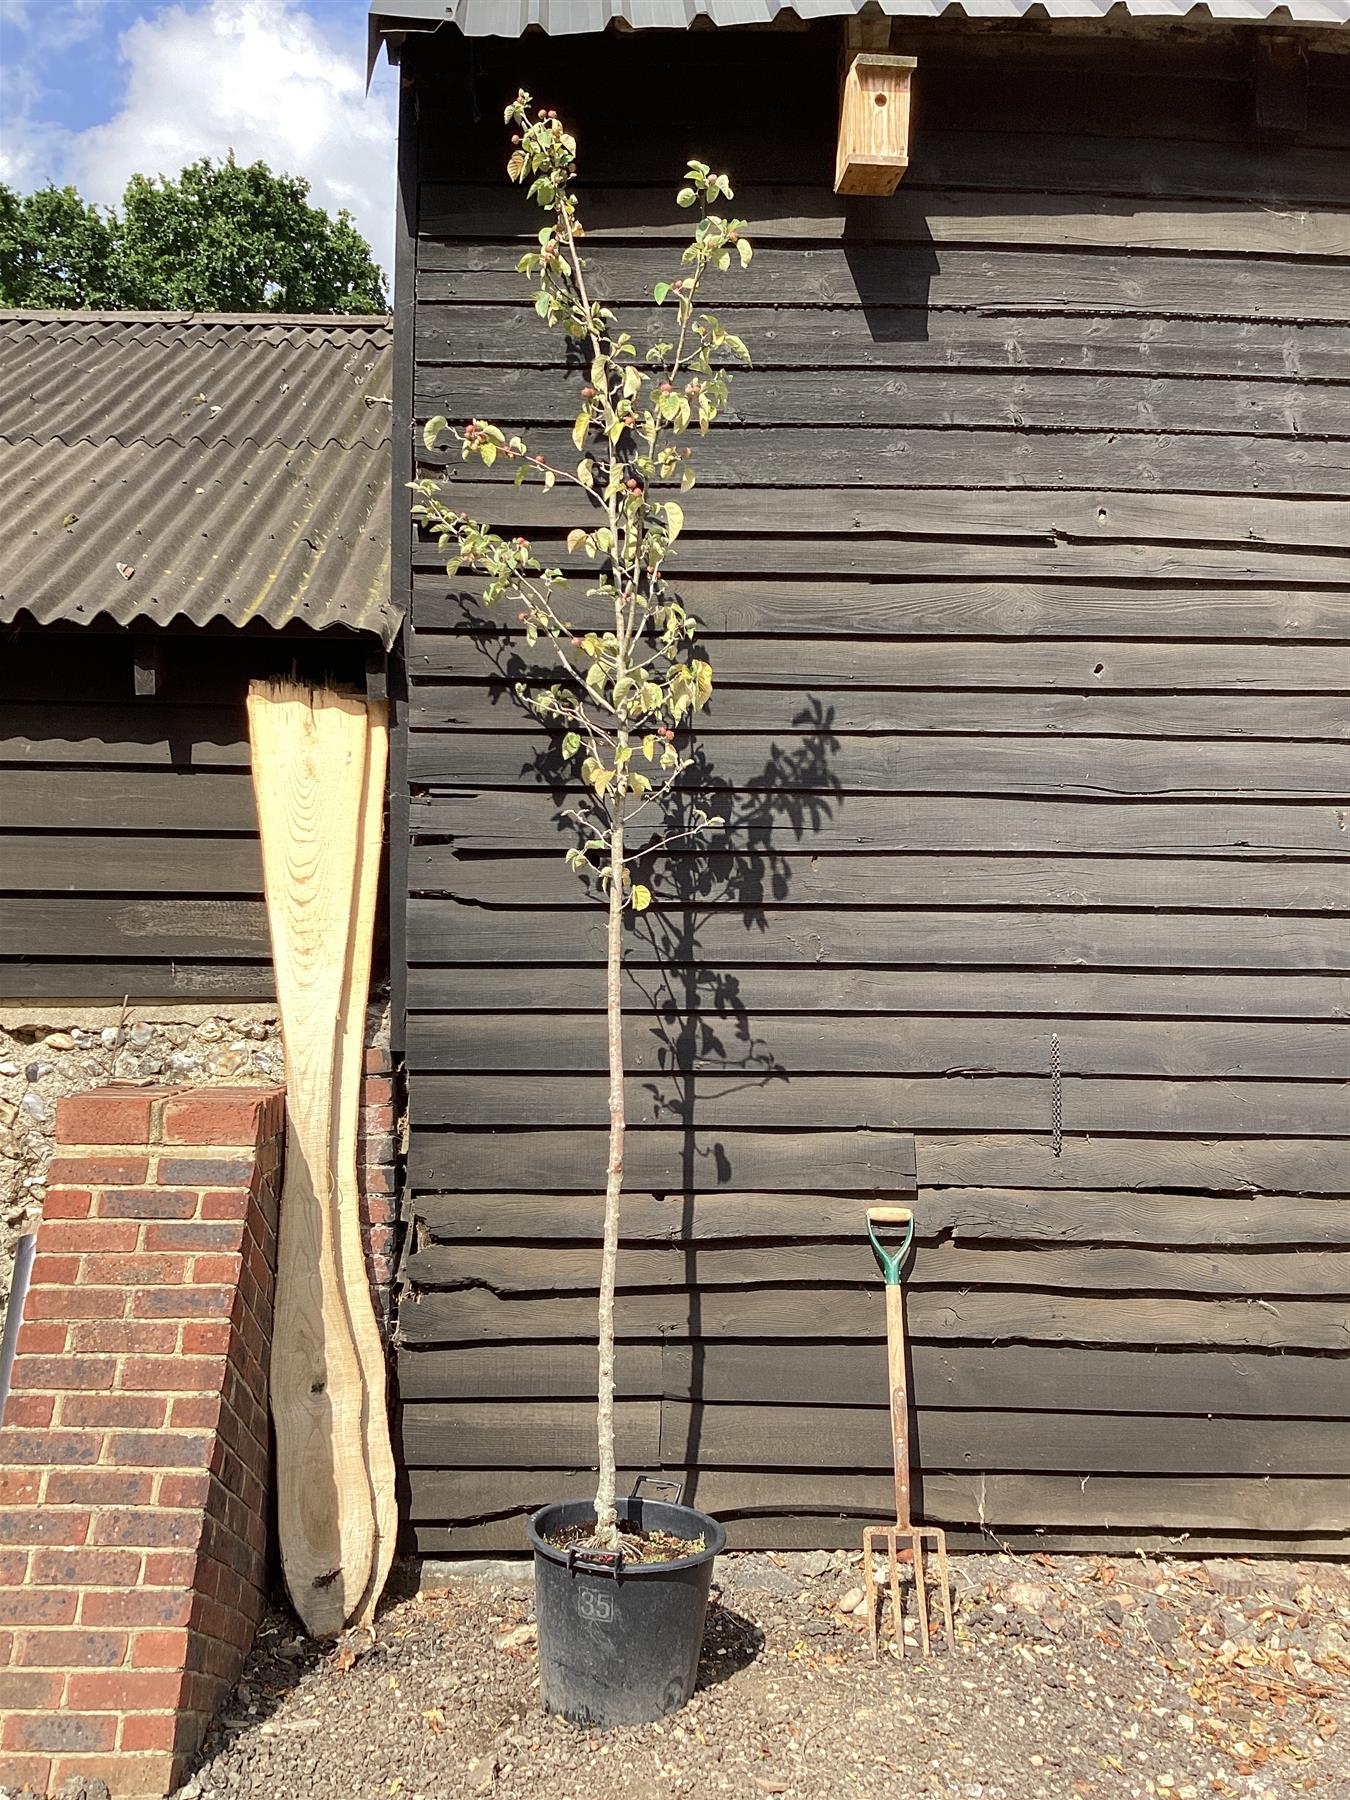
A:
527;1497;726;1577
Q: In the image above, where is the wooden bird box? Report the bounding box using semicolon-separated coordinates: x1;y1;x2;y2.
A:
835;53;916;197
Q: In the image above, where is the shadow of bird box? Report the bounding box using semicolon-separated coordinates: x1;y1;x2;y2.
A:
835;54;917;197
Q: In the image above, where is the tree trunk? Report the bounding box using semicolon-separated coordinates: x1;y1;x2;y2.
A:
592;796;626;1547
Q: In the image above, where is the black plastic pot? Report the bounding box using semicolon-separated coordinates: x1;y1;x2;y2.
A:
526;1481;726;1727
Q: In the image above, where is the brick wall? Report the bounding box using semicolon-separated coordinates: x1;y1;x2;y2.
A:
359;1036;399;1331
0;1084;284;1800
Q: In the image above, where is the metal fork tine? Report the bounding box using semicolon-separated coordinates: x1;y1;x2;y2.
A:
887;1532;904;1660
912;1533;931;1656
863;1527;880;1663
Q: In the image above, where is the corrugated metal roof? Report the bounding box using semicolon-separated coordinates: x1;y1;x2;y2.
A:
0;312;397;643
371;0;1350;49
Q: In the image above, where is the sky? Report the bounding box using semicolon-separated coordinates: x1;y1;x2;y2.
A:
0;0;400;282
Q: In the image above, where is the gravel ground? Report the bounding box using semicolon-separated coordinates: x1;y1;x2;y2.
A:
159;1551;1350;1800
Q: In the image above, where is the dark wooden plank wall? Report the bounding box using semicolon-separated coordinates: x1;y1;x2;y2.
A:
0;629;366;998
397;22;1350;1556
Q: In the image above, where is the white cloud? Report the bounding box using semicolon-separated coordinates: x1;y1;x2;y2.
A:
68;1;397;281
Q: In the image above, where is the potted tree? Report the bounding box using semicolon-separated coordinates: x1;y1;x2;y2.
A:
412;95;754;1727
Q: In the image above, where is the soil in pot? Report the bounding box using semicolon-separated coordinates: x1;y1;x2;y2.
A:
544;1522;706;1565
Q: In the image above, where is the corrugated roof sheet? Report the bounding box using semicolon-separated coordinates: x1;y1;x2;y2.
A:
0;312;397;643
371;0;1350;49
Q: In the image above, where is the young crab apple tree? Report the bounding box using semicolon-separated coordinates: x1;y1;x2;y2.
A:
411;94;753;1551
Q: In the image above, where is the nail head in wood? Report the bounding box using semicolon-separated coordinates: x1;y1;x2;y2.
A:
835;54;916;198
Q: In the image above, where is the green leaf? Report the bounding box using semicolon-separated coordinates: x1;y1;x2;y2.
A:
566;528;587;553
676;186;696;208
663;501;684;545
561;731;581;757
737;237;753;268
422;416;448;452
631;884;652;912
653;281;671;305
571;409;590;452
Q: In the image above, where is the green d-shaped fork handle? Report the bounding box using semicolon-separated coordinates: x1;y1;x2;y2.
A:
866;1205;915;1285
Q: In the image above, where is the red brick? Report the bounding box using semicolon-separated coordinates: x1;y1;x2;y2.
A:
133;1287;233;1321
0;1508;90;1547
0;1468;41;1505
68;1320;178;1356
57;1394;167;1431
0;1549;28;1583
0;1754;53;1793
48;1157;149;1187
141;1551;197;1587
81;1252;190;1287
24;1286;127;1322
56;1089;156;1145
91;1511;201;1550
364;1043;392;1072
163;1090;276;1146
3;1712;117;1755
10;1355;116;1395
39;1218;139;1254
129;1625;193;1670
28;1253;82;1287
67;1668;185;1711
15;1320;68;1355
180;1322;232;1356
189;1253;243;1288
168;1396;221;1431
1;1394;55;1429
83;1589;192;1630
361;1163;396;1195
0;1669;66;1708
15;1627;126;1668
39;1186;92;1219
200;1191;257;1223
46;1469;155;1507
156;1472;212;1510
159;1156;251;1186
50;1754;180;1796
0;1590;77;1627
31;1547;142;1588
96;1188;198;1222
143;1220;241;1253
107;1431;212;1470
121;1356;226;1394
363;1074;394;1105
119;1714;182;1754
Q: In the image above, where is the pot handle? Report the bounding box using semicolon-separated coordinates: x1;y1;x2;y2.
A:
567;1545;624;1574
630;1473;686;1507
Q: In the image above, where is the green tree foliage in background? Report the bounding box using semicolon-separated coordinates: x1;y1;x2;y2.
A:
0;154;385;313
0;184;121;308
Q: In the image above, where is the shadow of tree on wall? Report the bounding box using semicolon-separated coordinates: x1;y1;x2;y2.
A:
436;615;844;1450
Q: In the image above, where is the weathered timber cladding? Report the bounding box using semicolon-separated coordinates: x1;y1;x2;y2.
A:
396;21;1350;1556
0;630;364;997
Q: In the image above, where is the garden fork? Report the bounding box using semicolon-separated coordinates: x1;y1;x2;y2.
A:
861;1205;955;1661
